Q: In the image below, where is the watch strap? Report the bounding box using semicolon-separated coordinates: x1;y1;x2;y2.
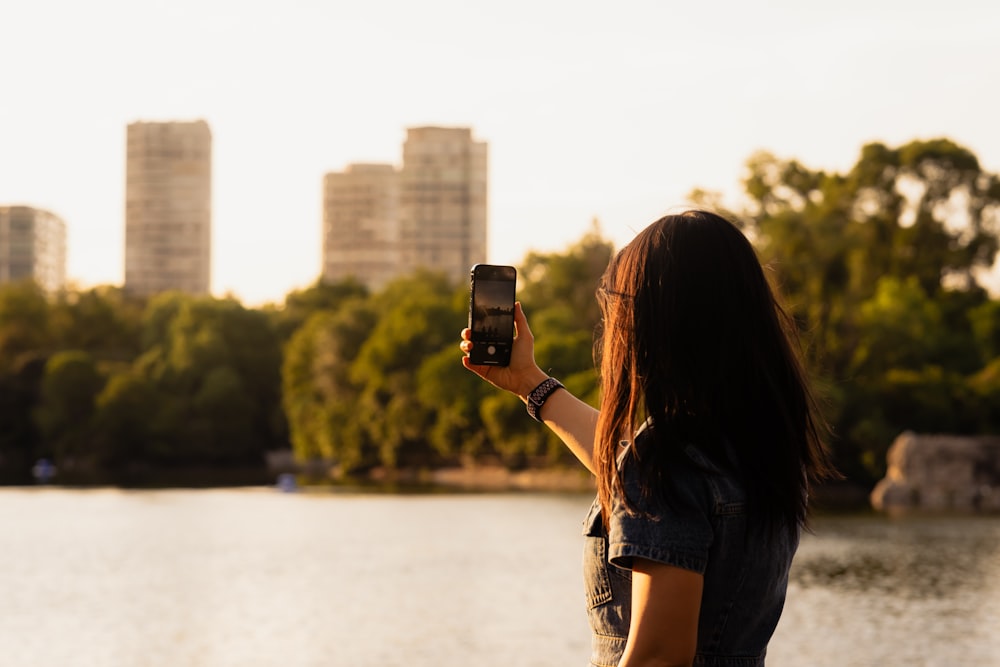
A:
526;378;564;422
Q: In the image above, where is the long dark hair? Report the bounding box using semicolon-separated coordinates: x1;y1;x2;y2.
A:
594;210;836;534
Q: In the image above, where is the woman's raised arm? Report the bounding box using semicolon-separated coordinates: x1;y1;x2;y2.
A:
461;302;598;473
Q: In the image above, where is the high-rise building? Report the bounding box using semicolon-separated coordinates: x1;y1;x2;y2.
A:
0;205;67;292
124;120;212;297
322;164;399;291
399;127;487;283
321;126;487;290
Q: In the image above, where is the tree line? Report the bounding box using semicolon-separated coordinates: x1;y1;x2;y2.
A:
1;137;998;487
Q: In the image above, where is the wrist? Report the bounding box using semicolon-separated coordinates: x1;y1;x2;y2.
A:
517;369;550;403
525;377;565;422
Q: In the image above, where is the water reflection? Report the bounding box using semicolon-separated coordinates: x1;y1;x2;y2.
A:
792;516;1000;599
770;515;1000;667
1;490;998;666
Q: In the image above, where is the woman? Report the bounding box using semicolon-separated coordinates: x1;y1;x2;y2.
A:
460;210;836;667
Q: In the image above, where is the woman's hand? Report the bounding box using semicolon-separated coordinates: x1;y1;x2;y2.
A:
460;302;549;402
462;301;600;472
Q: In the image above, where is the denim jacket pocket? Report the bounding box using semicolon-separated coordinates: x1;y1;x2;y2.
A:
582;498;613;608
584;534;614;608
582;497;631;666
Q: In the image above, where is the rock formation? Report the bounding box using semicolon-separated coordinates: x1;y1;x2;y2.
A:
870;431;1000;513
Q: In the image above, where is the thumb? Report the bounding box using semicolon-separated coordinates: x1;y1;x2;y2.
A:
513;301;532;340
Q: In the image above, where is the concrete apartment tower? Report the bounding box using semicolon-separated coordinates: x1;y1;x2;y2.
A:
125;120;212;297
322;126;487;290
322;164;400;291
399;127;487;283
0;205;67;292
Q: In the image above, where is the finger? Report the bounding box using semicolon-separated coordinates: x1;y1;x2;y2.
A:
513;302;532;340
461;355;490;378
461;327;472;341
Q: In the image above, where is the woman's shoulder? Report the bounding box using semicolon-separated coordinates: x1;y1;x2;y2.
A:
621;427;745;516
625;425;723;476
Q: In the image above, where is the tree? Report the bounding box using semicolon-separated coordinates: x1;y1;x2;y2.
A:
269;277;369;343
968;299;1000;365
849;277;947;376
968;358;1000;433
739;138;1000;482
846;139;1000;294
0;281;52;372
130;294;285;467
0;354;46;483
517;220;614;339
90;371;159;471
513;224;613;406
50;286;143;363
742;139;1000;376
282;298;378;470
415;346;492;460
33;351;104;465
349;271;463;469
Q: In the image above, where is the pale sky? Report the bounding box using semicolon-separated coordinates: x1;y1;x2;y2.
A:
2;0;999;305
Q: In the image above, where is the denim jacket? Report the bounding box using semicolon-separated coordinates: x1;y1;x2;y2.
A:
581;431;799;667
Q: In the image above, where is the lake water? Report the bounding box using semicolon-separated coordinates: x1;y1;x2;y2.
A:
1;488;998;666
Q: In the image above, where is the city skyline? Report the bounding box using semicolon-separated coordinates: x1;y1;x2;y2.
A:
125;120;213;297
323;127;488;291
2;1;999;304
0;206;66;292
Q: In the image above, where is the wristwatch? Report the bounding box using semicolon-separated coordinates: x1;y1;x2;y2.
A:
526;377;565;422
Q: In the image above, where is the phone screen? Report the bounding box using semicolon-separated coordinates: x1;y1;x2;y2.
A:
469;264;516;366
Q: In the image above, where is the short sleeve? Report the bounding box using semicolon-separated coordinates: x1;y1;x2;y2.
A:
606;446;714;575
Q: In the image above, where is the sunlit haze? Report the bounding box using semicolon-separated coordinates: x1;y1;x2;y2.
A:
2;0;999;305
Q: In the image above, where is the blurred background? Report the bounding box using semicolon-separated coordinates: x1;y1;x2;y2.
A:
1;1;999;665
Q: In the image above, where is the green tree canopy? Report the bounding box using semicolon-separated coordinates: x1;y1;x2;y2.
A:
0;281;52;372
735;137;1000;480
129;294;284;467
34;351;104;463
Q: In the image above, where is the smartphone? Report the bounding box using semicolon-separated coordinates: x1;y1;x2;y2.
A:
468;264;517;366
